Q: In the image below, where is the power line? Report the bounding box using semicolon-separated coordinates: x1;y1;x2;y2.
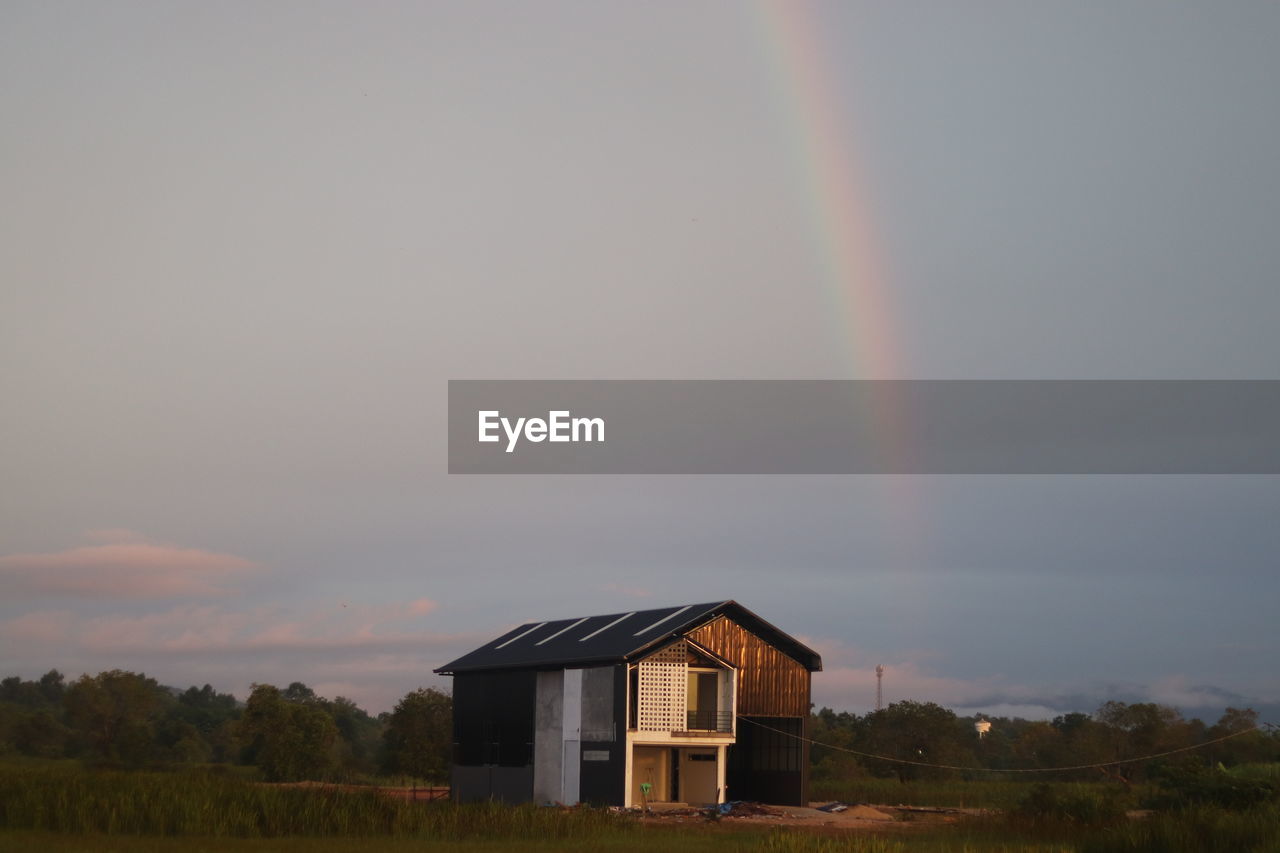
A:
738;716;1272;774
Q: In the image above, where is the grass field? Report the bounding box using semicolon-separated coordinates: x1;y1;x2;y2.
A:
2;763;1277;852
810;777;1149;811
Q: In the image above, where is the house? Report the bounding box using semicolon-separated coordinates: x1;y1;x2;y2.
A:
434;600;822;807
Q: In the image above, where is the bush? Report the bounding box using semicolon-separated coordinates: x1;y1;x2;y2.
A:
1146;761;1276;812
1013;782;1129;826
1082;803;1280;853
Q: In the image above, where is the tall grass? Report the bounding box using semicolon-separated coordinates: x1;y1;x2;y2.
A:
0;765;633;840
809;777;1142;811
756;828;1075;853
6;764;1278;852
1080;803;1280;853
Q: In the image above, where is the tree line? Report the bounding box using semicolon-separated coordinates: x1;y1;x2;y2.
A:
3;670;1275;785
811;700;1278;784
0;670;452;783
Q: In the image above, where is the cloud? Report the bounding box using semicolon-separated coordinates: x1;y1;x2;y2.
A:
0;599;477;713
801;636;1280;721
0;610;75;646
805;637;1005;712
0;535;258;599
65;600;454;655
952;703;1069;720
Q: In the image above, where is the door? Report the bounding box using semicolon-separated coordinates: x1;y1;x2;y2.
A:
680;749;719;804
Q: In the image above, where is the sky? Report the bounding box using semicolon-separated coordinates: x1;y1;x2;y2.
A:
2;1;1278;721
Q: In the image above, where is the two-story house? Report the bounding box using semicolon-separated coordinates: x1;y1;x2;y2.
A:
434;600;822;807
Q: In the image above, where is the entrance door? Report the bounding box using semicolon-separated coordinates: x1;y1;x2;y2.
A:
680;749;719;804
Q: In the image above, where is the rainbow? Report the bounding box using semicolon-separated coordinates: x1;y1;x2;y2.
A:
752;0;905;383
752;0;924;565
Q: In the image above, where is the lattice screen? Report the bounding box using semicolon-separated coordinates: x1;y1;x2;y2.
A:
636;640;688;732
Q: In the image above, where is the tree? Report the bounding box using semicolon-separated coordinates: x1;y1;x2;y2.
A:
1092;701;1193;782
11;709;71;758
37;670;66;704
1207;707;1276;766
236;684;337;781
63;670;170;765
859;700;976;782
381;687;452;782
809;707;864;782
164;684;240;762
325;695;381;777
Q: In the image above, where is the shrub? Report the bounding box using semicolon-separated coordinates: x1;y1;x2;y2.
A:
1146;762;1276;811
1013;782;1128;826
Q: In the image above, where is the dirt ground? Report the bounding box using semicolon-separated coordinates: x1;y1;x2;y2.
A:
268;785;981;832
637;801;987;833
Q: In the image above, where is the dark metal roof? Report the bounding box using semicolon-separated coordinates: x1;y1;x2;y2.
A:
435;600;822;674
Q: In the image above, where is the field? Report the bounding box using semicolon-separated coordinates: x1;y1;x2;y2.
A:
2;763;1278;853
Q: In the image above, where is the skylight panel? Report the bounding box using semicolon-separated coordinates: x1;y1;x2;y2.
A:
494;622;547;649
633;605;693;635
535;617;590;645
578;612;635;641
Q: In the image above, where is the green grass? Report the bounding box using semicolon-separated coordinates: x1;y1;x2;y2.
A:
1078;802;1280;853
0;832;758;853
0;765;634;839
1228;762;1280;783
5;763;1279;852
0;831;1076;853
810;777;1142;811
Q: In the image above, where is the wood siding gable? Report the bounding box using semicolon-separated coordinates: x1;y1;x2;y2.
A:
685;615;809;717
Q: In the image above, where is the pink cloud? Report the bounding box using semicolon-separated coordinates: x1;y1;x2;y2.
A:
803;636;1003;712
407;598;437;615
0;600;479;713
0;540;258;599
0;610;75;646
45;599;469;657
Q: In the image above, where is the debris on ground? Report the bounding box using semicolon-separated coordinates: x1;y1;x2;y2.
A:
841;805;894;821
716;801;783;817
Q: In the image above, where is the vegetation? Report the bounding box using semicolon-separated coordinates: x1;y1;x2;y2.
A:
0;761;1278;851
2;668;1277;851
0;670;452;785
381;687;453;781
810;700;1278;787
0;764;629;839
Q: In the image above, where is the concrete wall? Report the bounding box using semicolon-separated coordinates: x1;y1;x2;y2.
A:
533;666;618;804
562;668;581;804
533;670;564;804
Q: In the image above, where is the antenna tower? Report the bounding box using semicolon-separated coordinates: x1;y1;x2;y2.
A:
875;665;884;711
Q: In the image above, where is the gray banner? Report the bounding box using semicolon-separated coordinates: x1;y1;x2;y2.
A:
448;380;1280;474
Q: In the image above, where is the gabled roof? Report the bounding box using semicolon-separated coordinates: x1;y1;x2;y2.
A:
435;600;822;674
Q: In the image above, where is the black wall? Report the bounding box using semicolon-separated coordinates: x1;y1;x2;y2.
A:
577;664;627;806
726;716;808;806
451;670;537;802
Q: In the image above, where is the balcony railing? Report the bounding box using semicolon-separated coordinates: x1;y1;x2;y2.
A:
685;709;733;733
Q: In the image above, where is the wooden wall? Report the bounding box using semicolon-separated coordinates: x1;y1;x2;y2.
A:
685;616;810;717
